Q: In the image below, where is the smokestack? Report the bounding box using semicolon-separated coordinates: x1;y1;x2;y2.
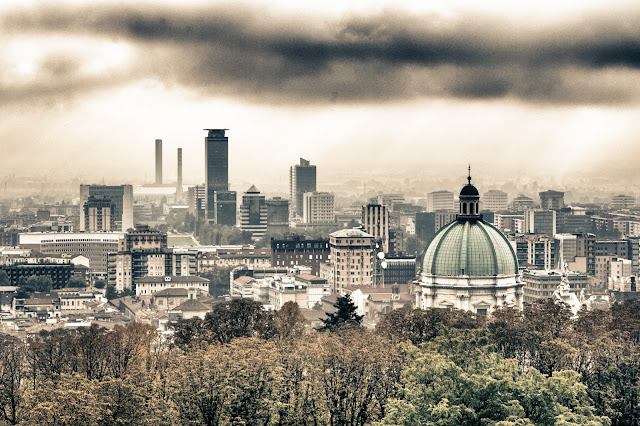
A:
177;148;183;202
155;139;163;184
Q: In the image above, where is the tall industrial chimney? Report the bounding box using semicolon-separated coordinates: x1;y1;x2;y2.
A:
155;139;163;184
177;148;183;202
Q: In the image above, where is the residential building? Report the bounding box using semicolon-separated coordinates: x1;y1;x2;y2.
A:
83;195;114;232
539;190;564;210
302;192;335;224
522;270;588;303
187;185;206;220
482;190;509;212
328;228;375;293
290;158;316;218
239;185;268;240
524;209;556;237
362;204;389;253
266;197;289;234
511;195;536;211
611;194;636;210
79;185;133;232
270;236;329;275
426;190;455;212
135;275;210;296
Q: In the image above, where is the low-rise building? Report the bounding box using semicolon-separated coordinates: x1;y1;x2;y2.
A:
135;275;210;296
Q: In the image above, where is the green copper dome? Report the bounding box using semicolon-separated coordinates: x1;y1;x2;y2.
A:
422;219;519;277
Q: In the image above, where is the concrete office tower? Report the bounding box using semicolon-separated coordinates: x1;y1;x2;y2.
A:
482;190;509;212
155;139;163;184
426;190;455;212
302;192;335;224
266;197;289;233
83;195;114;232
177;148;183;203
524;209;556;237
290;158;316;218
80;185;134;232
204;129;235;224
362;204;389;253
539;190;564;210
240;185;268;240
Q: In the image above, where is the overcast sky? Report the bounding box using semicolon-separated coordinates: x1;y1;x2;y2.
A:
2;0;640;188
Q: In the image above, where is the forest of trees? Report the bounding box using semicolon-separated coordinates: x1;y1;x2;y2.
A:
1;298;639;425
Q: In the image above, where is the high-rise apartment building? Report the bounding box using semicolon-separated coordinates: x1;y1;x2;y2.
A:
362;204;389;253
539;190;564;210
328;228;375;293
482;190;509;212
187;185;206;220
290;158;316;218
426;190;455;212
239;186;268;240
302;192;335;224
79;185;133;232
266;197;289;233
155;139;163;184
83;195;114;232
204;129;236;225
271;235;330;275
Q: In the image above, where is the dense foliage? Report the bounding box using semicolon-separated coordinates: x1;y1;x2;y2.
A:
2;299;640;424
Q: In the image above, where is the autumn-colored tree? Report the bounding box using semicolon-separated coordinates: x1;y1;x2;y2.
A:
273;301;308;340
0;334;26;425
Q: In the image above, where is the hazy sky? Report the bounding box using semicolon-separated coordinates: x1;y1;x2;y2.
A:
2;0;640;187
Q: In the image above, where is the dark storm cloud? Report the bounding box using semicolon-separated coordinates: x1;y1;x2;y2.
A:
3;3;640;104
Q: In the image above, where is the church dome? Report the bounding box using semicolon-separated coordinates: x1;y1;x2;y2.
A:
460;183;479;196
422;217;519;277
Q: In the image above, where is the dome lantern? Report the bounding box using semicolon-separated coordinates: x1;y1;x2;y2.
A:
458;165;480;220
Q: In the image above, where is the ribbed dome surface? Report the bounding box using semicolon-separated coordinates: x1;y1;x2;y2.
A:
423;219;518;277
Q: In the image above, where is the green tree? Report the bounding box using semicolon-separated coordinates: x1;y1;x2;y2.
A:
93;280;106;289
25;276;52;293
379;332;610;426
65;278;87;288
319;294;363;331
0;334;26;425
105;285;117;300
0;271;9;286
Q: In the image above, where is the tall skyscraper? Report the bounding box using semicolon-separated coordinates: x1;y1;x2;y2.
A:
290;158;316;218
177;148;183;203
204;129;236;225
79;185;133;232
155;139;163;185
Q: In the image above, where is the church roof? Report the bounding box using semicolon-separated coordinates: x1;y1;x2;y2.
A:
422;219;518;277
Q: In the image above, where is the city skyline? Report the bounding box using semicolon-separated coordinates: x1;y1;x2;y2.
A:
2;0;640;185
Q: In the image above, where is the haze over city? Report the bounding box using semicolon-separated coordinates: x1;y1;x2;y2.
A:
2;0;640;189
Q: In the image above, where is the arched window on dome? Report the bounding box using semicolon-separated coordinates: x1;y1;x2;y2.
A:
462;203;467;214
